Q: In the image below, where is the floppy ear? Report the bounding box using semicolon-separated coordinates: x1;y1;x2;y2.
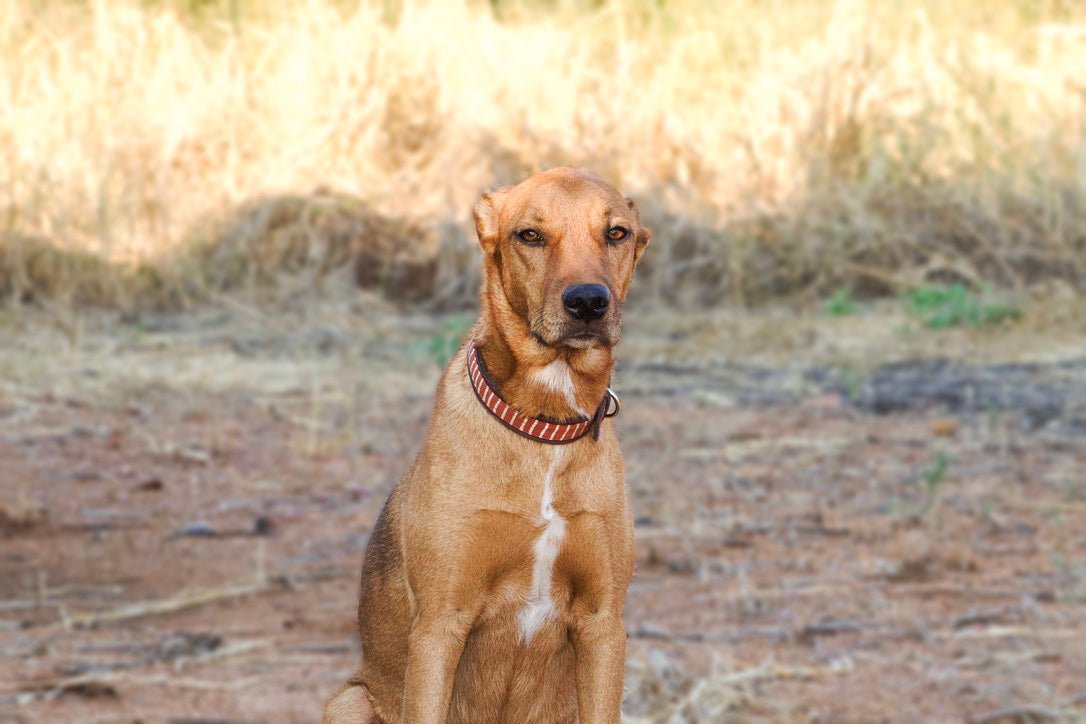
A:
473;186;511;255
626;197;652;263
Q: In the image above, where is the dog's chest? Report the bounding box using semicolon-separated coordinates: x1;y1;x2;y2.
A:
478;446;614;644
513;451;567;643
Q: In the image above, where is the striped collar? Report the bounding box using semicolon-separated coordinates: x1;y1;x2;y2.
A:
466;340;618;445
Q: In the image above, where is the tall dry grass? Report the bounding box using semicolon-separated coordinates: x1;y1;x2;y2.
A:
2;0;1085;307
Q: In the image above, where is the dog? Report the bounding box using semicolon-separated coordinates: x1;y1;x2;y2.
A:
323;167;650;723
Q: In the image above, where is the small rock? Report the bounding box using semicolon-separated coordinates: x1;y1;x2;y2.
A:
135;478;164;492
171;521;217;538
932;418;958;437
252;515;274;536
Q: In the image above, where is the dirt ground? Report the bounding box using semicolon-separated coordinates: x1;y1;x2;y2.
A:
1;294;1084;723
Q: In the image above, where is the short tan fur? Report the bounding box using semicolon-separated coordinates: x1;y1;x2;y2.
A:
324;168;650;723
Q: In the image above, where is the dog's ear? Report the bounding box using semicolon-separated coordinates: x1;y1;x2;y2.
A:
626;197;652;263
473;187;511;255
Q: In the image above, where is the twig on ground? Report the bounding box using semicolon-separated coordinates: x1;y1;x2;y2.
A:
968;703;1067;723
282;641;354;655
166;639;270;669
4;639;270;703
888;583;1023;599
9;671;264;703
63;579;287;629
941;626;1082;641
999;496;1086;516
717;662;846;685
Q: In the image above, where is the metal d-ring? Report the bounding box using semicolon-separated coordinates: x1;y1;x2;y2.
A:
605;387;621;417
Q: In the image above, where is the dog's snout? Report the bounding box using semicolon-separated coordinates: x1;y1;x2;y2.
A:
562;283;610;322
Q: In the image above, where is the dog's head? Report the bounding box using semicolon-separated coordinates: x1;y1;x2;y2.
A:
473;168;650;350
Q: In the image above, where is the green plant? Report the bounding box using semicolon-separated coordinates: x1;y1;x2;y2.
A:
833;361;865;400
414;315;472;368
916;451;951;518
903;284;1020;330
824;287;858;316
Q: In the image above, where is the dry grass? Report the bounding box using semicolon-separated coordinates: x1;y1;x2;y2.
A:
2;0;1085;307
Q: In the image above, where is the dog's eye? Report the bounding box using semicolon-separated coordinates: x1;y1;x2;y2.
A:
517;229;544;245
606;226;629;243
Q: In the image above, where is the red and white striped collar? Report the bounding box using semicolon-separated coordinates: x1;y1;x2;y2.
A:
466;340;618;445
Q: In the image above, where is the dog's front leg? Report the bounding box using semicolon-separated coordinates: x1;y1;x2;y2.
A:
402;612;470;723
571;608;626;723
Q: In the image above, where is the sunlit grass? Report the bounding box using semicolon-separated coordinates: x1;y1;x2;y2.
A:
1;0;1084;307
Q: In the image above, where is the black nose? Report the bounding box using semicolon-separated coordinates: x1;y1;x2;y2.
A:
562;283;610;322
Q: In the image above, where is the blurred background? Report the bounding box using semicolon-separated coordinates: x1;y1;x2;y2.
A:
1;0;1084;720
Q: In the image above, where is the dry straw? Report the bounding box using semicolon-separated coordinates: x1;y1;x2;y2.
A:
1;0;1084;307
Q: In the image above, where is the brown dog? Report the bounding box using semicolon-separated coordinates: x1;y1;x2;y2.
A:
323;168;650;723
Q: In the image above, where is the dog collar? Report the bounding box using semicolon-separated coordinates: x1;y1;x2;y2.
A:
466;340;619;444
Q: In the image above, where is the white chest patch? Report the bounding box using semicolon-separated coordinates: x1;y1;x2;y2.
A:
533;359;590;419
517;447;567;643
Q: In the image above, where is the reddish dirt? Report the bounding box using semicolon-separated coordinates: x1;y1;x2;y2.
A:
1;306;1084;722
